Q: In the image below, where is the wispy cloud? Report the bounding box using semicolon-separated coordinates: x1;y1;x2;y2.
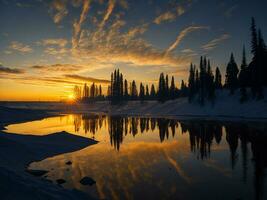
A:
65;74;110;84
40;38;68;47
181;48;194;53
154;3;188;25
0;75;83;86
69;0;192;70
0;72;109;87
72;18;191;68
43;48;69;58
8;41;33;53
0;64;24;74
31;64;83;72
165;26;208;55
50;0;68;23
38;38;69;58
154;11;177;25
176;5;186;16
202;34;230;51
224;5;238;18
72;0;91;49
127;23;149;38
99;0;116;29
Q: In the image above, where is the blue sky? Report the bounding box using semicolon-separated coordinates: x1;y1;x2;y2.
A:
0;0;266;100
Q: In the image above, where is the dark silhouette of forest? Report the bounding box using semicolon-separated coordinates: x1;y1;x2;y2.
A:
73;18;266;105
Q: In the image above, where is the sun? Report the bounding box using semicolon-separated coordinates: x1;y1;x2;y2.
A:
68;94;75;100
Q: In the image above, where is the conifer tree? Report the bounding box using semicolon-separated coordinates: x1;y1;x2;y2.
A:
250;18;259;97
131;80;138;99
158;73;166;102
256;29;265;99
249;19;266;99
251;17;258;56
165;74;169;99
225;53;239;94
111;72;114;96
188;63;195;102
195;69;200;92
110;69;124;103
120;74;123;99
145;85;149;99
107;86;111;97
139;82;145;102
207;60;215;101
95;85;99;97
90;83;95;97
83;83;89;98
199;56;206;105
259;31;267;86
170;76;176;100
180;80;187;97
124;79;128;99
116;69;120;98
239;47;248;102
74;85;82;101
150;84;156;99
113;70;117;98
215;67;222;89
99;85;102;97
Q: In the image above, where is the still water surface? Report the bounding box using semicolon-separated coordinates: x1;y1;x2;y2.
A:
5;115;267;200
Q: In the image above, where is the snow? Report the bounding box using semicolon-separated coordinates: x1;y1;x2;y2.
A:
62;89;267;120
0;108;97;200
1;89;266;120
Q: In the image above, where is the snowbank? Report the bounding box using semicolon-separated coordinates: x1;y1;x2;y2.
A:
0;107;97;200
1;89;266;120
61;90;267;120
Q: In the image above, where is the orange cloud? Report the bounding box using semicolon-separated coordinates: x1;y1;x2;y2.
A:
0;64;24;74
72;0;91;49
65;74;110;84
154;11;177;25
8;41;33;53
98;0;116;29
40;38;68;47
50;0;68;23
154;3;187;25
31;64;84;72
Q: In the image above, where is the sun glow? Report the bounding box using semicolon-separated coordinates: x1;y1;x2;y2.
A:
68;94;75;101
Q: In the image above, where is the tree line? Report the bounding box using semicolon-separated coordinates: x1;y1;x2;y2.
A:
108;69;188;103
73;18;266;104
187;17;266;104
73;83;104;102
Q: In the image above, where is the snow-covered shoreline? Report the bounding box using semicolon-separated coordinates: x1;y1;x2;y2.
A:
0;107;97;200
2;90;266;121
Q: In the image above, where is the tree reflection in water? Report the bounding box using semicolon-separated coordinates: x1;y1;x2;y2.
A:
72;115;267;200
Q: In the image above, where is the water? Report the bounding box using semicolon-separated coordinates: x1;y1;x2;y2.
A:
4;115;267;200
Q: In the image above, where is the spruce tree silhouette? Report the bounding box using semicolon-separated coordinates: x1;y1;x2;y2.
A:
239;46;248;102
188;63;195;102
225;53;239;95
214;67;222;89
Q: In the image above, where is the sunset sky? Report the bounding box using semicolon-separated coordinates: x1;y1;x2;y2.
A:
0;0;266;101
